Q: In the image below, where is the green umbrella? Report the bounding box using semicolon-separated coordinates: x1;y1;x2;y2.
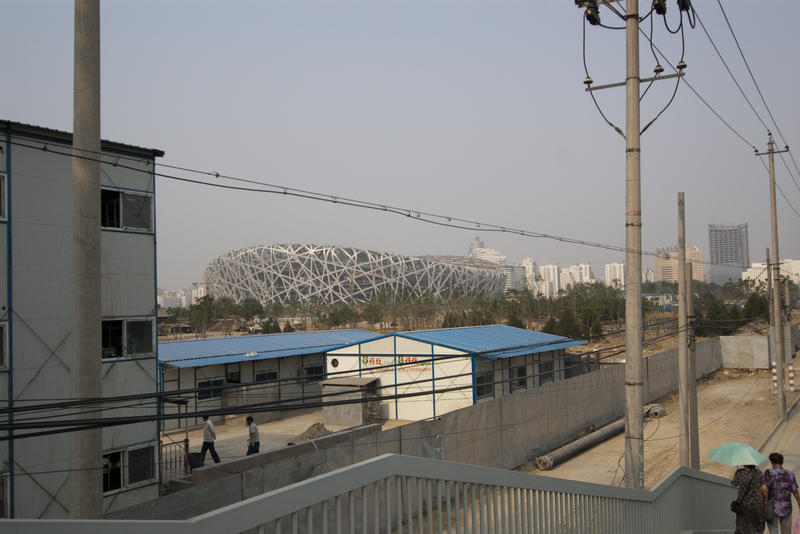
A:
709;443;767;466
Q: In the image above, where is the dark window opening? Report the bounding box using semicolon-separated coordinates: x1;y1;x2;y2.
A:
510;365;527;392
103;451;123;493
225;364;241;384
128;446;154;485
539;354;555;385
197;378;224;400
101;189;121;228
102;320;123;359
255;370;278;383
304;365;324;382
475;371;494;399
127;320;153;355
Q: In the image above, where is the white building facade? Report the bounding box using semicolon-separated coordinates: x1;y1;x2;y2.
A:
0;121;162;517
539;264;560;297
604;263;625;289
560;263;593;290
742;259;800;285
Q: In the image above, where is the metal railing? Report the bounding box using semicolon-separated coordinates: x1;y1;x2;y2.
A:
4;453;735;533
159;437;189;486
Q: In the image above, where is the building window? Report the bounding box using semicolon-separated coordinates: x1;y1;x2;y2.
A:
197;378;224;400
0;473;7;518
475;371;494;399
101;188;152;231
0;174;6;221
127;446;155;485
103;445;156;494
539;354;554;385
509;365;527;392
304;365;324;382
0;323;6;369
225;363;241;384
255;370;278;383
102;318;154;359
102;451;123;493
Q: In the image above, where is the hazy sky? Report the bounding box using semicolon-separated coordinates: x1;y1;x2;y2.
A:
3;1;799;289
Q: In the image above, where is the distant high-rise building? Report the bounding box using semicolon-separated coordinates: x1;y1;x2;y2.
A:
604;263;625;289
520;257;537;289
708;223;750;285
469;235;485;254
560;263;593;290
654;246;703;283
642;267;655;283
539;264;560;297
503;265;527;292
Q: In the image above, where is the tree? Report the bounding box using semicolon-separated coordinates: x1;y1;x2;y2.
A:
189;295;216;338
240;298;263;320
282;321;295;333
259;317;281;334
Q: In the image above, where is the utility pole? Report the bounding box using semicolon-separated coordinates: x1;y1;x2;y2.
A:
686;261;700;468
677;193;690;467
579;0;689;487
757;135;789;420
70;0;103;518
621;0;645;490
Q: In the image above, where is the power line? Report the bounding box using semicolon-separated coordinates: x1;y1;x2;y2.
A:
4;137;755;270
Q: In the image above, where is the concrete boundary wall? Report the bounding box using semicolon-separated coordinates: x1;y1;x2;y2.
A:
110;338;722;520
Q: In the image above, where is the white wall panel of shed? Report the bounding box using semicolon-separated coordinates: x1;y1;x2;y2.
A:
0;140;6;171
101;361;158;448
101;233;155;317
0;231;7;308
99;157;153;192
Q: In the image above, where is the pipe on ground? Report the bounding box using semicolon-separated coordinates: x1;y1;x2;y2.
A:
535;418;625;471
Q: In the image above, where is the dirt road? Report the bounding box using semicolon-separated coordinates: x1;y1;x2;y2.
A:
518;369;797;488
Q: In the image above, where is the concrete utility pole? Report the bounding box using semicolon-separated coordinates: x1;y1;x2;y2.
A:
686;262;700;469
677;193;690;467
70;0;103;518
757;135;789;420
622;0;645;489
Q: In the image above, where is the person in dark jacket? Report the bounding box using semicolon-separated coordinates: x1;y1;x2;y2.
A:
731;464;768;534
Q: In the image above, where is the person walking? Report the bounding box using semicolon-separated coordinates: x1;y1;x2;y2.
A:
200;415;221;464
246;416;260;455
730;464;768;534
765;452;800;533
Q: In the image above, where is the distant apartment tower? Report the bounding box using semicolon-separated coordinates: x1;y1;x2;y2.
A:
503;265;527;292
467;236;506;266
708;223;750;285
520;257;537;289
560;263;593;290
604;263;625;289
539;264;560;297
654;246;704;283
642;267;655;283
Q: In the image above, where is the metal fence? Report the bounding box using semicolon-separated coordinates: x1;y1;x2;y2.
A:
4;453;736;533
159;437;189;486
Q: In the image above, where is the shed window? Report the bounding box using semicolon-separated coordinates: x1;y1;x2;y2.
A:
509;365;527;392
102;451;123;493
128;446;155;485
539;354;555;385
198;378;224;400
475;371;494;399
102;319;154;359
0;324;7;369
225;363;241;384
304;365;324;382
0;174;6;221
0;473;7;518
101;189;152;231
255;370;278;383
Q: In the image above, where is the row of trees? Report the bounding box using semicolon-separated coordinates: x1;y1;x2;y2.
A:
164;278;786;340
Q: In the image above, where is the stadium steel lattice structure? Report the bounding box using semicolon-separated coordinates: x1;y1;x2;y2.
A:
204;244;506;305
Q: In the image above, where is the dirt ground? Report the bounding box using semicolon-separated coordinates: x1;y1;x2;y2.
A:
517;369;797;488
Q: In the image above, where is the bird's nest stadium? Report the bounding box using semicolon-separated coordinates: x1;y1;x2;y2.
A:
204;244;506;305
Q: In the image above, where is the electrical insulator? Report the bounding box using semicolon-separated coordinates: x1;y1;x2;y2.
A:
654;64;665;74
677;0;691;12
583;76;594;86
585;1;601;26
676;60;687;70
653;0;667;16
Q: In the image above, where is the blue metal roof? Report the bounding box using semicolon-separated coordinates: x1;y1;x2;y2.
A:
158;329;377;368
333;324;585;359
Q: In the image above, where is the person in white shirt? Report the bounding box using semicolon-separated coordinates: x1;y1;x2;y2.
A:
200;415;221;464
246;416;260;455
